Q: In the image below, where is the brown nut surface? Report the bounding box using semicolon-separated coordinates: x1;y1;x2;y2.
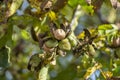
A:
53;29;66;40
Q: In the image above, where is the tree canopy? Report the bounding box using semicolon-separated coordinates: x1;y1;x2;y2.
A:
0;0;120;80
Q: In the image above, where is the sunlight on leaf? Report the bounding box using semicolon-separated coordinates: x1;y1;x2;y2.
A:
48;11;57;21
21;30;30;39
84;63;102;79
82;5;94;15
77;31;85;39
68;0;79;7
100;69;113;79
8;0;23;17
98;24;113;30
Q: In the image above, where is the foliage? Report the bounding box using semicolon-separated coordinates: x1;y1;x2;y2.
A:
0;0;120;80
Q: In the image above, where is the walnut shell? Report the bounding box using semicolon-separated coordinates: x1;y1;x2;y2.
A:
53;29;66;40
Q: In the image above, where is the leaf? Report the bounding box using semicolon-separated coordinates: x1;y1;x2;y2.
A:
21;30;30;39
112;66;120;76
104;0;112;7
98;24;113;30
11;15;34;26
103;71;113;78
0;47;9;68
60;5;73;21
88;45;96;57
28;54;44;71
77;31;85;39
89;28;98;37
78;0;94;14
0;24;8;38
68;0;79;7
0;24;13;48
100;70;113;79
48;11;57;21
82;5;94;15
8;0;23;17
84;63;102;79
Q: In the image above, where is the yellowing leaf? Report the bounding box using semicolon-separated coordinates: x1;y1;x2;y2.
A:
8;0;23;17
100;70;113;79
77;31;85;39
77;28;97;39
84;63;102;79
104;71;113;78
89;28;98;36
48;11;57;21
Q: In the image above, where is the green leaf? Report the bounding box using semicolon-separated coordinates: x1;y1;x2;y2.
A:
115;48;120;58
106;34;113;44
11;15;34;26
60;5;73;21
0;47;9;68
98;24;113;30
0;24;8;38
77;0;94;15
112;66;120;76
8;0;23;17
21;30;30;39
104;0;112;7
82;5;94;15
68;0;79;7
0;24;13;48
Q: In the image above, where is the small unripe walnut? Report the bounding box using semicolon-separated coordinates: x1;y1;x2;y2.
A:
58;38;71;51
45;39;58;48
43;44;54;52
53;29;66;40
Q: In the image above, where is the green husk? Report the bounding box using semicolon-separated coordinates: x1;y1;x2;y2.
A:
45;39;58;48
58;38;71;51
37;65;49;80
